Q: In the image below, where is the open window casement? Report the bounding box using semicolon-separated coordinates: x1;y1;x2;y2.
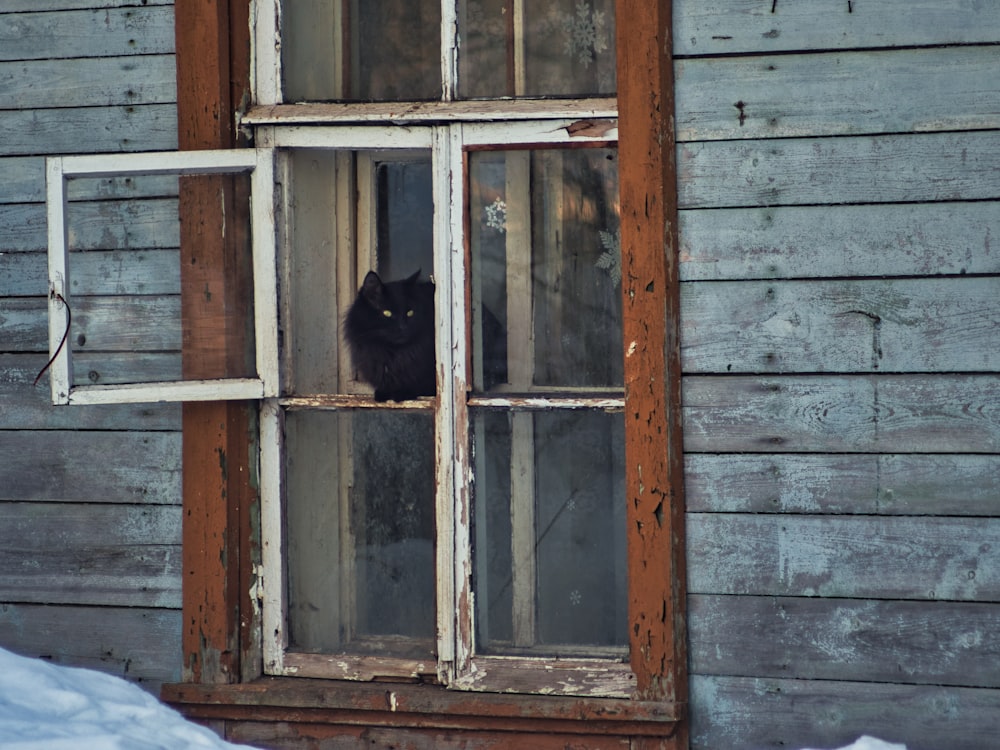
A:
254;119;631;697
44;149;278;405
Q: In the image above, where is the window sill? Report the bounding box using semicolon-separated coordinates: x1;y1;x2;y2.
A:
161;677;683;737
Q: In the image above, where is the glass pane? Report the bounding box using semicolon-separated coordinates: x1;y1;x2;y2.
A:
283;150;433;397
285;409;436;658
63;172;256;386
282;0;440;102
459;0;616;98
472;408;627;655
469;147;621;392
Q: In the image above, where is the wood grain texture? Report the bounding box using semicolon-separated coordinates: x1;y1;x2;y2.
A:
0;429;179;503
689;595;1000;688
676;46;1000;141
4;249;180;298
0;604;181;690
691;674;1000;750
0;502;181;607
0;105;176;156
674;0;1000;56
678;130;1000;208
0;54;175;110
681;277;1000;374
679;201;1000;281
687;513;1000;601
0;5;174;62
685;453;1000;515
681;374;1000;454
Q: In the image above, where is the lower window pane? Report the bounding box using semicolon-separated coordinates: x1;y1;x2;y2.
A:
285;409;436;659
472;408;627;656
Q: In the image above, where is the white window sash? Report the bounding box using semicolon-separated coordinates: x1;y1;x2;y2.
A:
44;149;279;405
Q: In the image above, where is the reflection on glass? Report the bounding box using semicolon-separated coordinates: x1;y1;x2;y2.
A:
469;147;621;392
282;0;440;102
285;409;436;658
283;150;432;396
472;409;627;655
459;0;616;98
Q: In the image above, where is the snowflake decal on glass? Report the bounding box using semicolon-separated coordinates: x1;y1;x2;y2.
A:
569;589;583;606
484;197;507;233
595;229;621;285
561;1;609;68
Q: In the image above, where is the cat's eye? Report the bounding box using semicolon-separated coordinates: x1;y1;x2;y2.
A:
383;310;393;317
406;310;414;317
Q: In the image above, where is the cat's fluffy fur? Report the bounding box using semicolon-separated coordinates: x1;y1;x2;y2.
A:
344;270;436;402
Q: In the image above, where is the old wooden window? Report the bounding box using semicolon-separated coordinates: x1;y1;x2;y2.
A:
46;0;683;715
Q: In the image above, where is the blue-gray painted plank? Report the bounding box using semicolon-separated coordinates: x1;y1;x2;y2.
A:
0;354;181;430
690;595;1000;688
0;604;181;691
676;46;1000;141
682;374;1000;453
2;249;180;298
0;157;179;205
0;6;174;62
0;198;179;253
687;514;1000;600
678;131;1000;208
0;54;175;110
0;501;181;608
674;0;1000;56
680;201;1000;281
685;453;1000;516
691;674;999;750
681;277;1000;373
0;105;176;156
0;430;179;503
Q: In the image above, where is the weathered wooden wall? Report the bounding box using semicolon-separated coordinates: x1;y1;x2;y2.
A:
0;0;181;691
675;2;1000;748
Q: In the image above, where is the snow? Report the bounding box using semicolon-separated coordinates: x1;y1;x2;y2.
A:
0;647;907;750
802;738;907;750
0;648;258;750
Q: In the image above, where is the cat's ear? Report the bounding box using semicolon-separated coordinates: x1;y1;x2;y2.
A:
360;271;385;305
404;269;421;285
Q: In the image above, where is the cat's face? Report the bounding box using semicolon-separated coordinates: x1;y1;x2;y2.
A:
358;271;429;345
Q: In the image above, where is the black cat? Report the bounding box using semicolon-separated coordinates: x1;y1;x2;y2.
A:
344;270;436;402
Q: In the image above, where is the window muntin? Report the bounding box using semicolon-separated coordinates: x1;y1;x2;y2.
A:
276;0;615;102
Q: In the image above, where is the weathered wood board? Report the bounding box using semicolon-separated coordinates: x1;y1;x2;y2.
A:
0;603;181;690
0;54;175;109
689;595;1000;688
685;453;1000;516
678;131;1000;208
680;200;1000;281
0;502;181;607
0;5;174;62
687;513;1000;600
681;276;1000;374
676;46;1000;141
674;1;1000;56
0;430;180;503
0;354;181;430
691;674;1000;750
682;374;1000;453
3;249;181;298
0;104;176;156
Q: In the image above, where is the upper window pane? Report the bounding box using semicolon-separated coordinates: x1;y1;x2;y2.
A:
459;0;616;98
279;0;615;102
469;146;622;392
282;0;441;102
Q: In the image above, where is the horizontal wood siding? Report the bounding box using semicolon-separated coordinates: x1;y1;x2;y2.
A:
0;2;180;690
676;2;1000;748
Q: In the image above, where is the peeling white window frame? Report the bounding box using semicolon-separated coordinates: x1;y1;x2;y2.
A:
44;149;279;405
